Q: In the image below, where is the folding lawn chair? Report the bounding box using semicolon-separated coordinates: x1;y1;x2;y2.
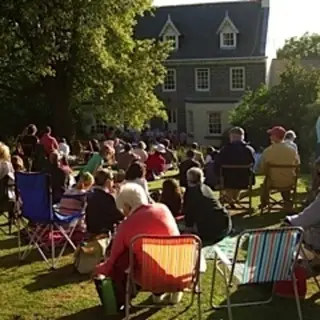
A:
210;227;320;320
260;164;299;214
219;164;254;214
15;172;84;269
125;235;202;320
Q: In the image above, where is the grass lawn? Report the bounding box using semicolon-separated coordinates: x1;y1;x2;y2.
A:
1;176;320;320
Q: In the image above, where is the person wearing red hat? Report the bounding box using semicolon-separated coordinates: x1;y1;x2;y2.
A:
257;126;300;210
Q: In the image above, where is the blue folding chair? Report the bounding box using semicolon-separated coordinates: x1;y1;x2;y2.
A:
16;172;84;269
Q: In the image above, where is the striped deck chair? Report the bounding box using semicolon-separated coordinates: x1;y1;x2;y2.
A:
125;235;202;320
210;227;318;320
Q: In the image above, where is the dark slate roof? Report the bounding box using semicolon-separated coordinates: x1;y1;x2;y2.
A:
135;1;269;59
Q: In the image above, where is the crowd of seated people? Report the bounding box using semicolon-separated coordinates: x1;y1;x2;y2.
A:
4;121;320;313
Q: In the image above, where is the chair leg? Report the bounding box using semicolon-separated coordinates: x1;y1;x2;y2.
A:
51;224;56;269
292;274;303;320
196;279;202;320
222;264;233;320
210;253;218;309
125;274;131;320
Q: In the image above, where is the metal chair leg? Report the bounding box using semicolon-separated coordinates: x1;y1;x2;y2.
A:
292;274;303;320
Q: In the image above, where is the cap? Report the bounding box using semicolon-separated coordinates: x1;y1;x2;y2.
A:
267;126;286;139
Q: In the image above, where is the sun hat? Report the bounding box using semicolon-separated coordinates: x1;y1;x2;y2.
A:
154;144;166;154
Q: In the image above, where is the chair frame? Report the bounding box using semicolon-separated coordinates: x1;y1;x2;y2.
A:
219;164;254;214
210;227;320;320
15;172;82;269
125;234;202;320
260;164;299;214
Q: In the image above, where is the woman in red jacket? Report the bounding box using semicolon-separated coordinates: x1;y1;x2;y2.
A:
95;182;180;309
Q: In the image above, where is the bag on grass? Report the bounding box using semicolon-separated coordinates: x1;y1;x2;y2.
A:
74;235;110;274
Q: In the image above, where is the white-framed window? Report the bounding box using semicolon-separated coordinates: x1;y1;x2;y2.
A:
164;34;179;50
187;110;194;134
167;109;177;124
220;32;236;48
195;68;210;91
163;69;176;92
207;112;222;135
230;67;245;91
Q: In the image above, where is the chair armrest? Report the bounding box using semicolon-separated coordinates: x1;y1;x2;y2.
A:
214;245;233;267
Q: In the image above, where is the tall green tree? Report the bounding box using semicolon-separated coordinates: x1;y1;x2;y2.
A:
0;1;170;138
277;32;320;59
230;63;320;163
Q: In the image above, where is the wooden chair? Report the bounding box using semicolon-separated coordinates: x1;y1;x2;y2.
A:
210;227;320;320
260;164;299;214
125;235;202;319
219;164;254;214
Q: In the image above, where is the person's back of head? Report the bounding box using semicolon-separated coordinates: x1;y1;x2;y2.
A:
0;142;10;162
284;130;296;142
45;126;52;135
116;182;148;216
191;142;198;150
186;149;195;159
229;127;245;143
60;137;67;144
125;161;145;180
90;139;100;152
11;155;25;172
138;141;146;150
27;124;37;136
161;178;181;201
94;168;114;188
187;167;204;187
124;143;132;153
77;172;94;191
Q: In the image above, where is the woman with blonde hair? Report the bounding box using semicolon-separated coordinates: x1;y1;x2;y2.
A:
0;142;14;180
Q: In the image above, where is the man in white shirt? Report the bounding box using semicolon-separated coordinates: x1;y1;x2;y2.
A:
58;138;70;157
284;130;298;153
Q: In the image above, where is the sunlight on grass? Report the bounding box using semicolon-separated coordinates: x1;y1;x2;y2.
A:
0;177;319;320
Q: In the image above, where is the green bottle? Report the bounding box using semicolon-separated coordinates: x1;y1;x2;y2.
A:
95;275;118;316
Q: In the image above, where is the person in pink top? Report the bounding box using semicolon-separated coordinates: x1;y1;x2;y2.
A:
40;126;59;156
95;183;180;309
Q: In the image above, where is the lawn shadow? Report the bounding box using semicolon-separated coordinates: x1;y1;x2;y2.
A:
232;210;288;231
56;297;161;320
25;264;89;292
205;282;320;320
0;237;18;251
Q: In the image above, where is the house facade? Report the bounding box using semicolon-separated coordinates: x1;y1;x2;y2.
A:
135;0;270;145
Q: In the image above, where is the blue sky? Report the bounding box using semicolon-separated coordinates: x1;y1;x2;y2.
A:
153;0;320;58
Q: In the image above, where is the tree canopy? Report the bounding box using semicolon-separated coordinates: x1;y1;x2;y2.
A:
0;1;170;138
230;62;320;163
277;33;320;60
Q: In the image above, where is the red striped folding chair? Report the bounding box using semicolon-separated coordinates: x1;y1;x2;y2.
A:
210;227;320;320
125;235;202;320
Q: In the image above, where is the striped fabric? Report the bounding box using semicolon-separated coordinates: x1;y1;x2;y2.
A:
241;230;300;284
138;237;199;293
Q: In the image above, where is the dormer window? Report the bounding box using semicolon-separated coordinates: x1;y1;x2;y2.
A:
217;11;239;49
221;32;236;48
163;34;179;50
159;14;181;51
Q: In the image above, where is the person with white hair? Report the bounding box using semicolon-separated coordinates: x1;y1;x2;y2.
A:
183;167;232;243
95;182;181;309
284;130;298;153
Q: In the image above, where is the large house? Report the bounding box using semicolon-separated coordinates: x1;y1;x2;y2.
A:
135;0;270;145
